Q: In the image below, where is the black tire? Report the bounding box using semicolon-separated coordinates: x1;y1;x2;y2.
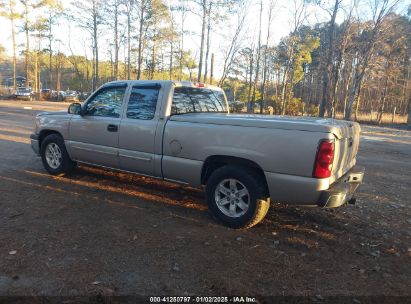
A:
206;165;270;229
40;134;76;175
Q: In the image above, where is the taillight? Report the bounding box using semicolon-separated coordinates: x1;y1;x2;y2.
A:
194;82;205;88
313;140;335;178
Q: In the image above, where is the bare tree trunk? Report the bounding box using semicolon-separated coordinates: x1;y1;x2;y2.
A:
92;44;95;90
280;39;296;115
203;1;211;83
109;51;114;79
179;5;186;81
92;0;99;89
150;44;156;80
84;48;90;91
274;68;280;107
391;106;396;123
260;0;274;114
34;51;38;94
34;32;41;95
162;54;166;80
330;9;352;118
251;0;263;111
210;53;214;85
113;1;119;80
169;10;175;80
377;75;389;125
341;60;352;118
9;0;17;90
24;0;30;87
345;64;364;120
56;55;61;94
169;42;173;80
48;14;53;91
354;80;365;121
197;0;207;82
127;9;131;80
260;54;269;112
247;49;254;112
330;49;345;118
280;68;289;115
137;0;145;80
319;0;340;117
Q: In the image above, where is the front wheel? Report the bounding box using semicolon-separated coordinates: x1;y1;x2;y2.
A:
40;134;76;175
206;165;270;229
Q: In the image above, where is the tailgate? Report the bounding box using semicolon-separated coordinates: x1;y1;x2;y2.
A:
332;122;361;182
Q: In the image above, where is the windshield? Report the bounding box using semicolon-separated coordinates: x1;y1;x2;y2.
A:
171;87;228;115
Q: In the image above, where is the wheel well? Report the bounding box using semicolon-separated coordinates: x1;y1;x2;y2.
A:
38;130;63;147
201;155;269;191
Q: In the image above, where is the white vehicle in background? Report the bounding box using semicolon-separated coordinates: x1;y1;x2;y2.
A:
14;87;35;101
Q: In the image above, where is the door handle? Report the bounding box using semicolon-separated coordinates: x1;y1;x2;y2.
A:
107;124;118;132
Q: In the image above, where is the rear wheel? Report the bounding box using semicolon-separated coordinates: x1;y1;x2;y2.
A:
206;165;270;228
40;134;76;175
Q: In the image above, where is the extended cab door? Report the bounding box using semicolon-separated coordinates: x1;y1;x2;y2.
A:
68;85;127;168
118;84;162;176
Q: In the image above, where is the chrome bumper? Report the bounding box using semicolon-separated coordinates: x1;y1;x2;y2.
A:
30;133;40;155
318;166;365;208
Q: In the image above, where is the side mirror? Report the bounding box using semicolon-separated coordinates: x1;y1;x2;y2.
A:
68;103;82;115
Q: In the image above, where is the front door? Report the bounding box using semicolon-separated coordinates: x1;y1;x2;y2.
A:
68;85;127;168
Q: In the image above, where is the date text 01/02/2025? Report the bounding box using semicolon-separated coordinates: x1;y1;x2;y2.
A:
149;296;257;303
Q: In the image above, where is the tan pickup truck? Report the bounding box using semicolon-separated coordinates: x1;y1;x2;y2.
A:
30;80;364;228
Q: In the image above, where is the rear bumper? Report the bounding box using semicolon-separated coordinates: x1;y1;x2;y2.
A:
317;166;365;208
264;166;364;207
30;133;40;155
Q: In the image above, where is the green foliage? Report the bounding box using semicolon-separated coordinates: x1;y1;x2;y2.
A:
0;0;21;20
269;97;282;114
292;35;320;84
305;103;319;116
233;85;250;103
285;98;303;116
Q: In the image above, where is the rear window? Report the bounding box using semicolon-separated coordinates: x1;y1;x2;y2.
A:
171;87;228;115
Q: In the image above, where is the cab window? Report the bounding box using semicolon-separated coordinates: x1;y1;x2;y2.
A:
85;86;126;118
126;85;160;120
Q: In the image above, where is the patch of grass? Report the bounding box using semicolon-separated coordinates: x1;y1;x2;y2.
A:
335;112;408;125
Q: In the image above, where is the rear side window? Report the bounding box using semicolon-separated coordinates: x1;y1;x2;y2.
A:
126;86;160;120
171;87;227;115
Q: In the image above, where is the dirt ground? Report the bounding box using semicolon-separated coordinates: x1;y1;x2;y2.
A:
0;100;410;299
